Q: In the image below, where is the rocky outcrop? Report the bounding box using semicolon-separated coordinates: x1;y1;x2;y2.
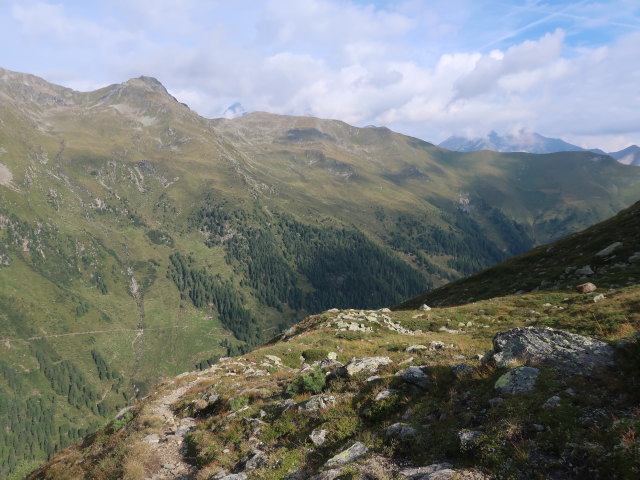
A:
492;327;615;375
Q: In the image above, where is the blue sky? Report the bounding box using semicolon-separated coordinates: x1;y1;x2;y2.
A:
1;0;639;149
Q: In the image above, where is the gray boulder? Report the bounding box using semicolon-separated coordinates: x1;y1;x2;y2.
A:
575;265;594;276
374;389;397;401
395;365;430;389
458;430;483;449
339;356;392;377
542;395;561;408
324;442;368;467
299;394;336;413
495;366;540;395
399;463;453;479
385;423;418;441
492;327;614;375
310;429;327;446
629;252;640;263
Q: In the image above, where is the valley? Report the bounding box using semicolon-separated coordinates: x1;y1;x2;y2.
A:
1;68;640;478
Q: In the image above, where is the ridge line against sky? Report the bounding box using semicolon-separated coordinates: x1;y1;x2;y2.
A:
1;0;639;151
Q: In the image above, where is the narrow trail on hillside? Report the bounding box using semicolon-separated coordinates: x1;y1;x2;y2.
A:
123;246;146;387
144;379;202;480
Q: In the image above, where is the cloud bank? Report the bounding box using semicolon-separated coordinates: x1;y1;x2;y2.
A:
2;0;640;150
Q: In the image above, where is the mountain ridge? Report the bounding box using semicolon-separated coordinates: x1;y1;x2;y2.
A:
1;67;640;477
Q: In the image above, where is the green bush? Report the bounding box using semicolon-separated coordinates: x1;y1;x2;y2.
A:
110;412;132;432
229;395;250;411
301;348;327;362
287;366;326;396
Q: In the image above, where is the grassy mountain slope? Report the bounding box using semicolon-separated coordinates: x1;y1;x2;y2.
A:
396;200;640;309
28;272;640;477
1;67;640;476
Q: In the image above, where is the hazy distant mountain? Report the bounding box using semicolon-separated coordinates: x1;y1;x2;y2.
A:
609;145;640;166
222;101;246;118
437;130;640;166
439;130;591;154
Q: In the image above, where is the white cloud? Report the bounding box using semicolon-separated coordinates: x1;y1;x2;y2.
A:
3;0;640;149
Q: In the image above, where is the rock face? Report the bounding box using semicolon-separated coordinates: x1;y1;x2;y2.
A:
576;282;597;293
339;356;392;377
492;327;615;375
494;366;540;395
324;442;369;467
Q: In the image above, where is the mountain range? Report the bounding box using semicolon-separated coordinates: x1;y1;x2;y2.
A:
1;67;640;477
28;199;640;480
439;131;640;166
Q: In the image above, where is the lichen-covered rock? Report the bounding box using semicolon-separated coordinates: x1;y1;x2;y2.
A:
458;430;483;449
339;356;392;377
310;429;327;446
494;366;540;395
406;344;428;352
385;423;418;441
399;463;453;479
542;395;561;408
324;442;369;467
492;327;614;375
395;365;430;389
375;389;397;401
451;363;473;377
299;394;336;412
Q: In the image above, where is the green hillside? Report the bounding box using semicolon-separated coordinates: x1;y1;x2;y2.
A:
396;200;640;309
1;67;640;477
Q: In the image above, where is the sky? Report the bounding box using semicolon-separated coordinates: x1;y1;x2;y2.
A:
1;0;640;150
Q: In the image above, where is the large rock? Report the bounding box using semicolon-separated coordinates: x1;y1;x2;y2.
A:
339;356;392;377
324;442;369;467
576;282;597;294
492;327;614;375
494;366;540;395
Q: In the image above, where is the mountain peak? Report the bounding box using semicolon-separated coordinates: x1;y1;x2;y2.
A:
122;75;170;95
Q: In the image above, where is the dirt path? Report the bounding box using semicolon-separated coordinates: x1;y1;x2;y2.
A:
144;379;202;480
